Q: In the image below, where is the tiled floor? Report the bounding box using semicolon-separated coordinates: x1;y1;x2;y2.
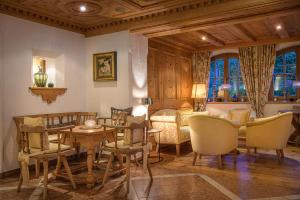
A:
1;145;300;200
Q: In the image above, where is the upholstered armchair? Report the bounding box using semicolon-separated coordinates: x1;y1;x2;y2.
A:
245;112;293;163
150;109;209;156
227;108;251;139
188;115;239;168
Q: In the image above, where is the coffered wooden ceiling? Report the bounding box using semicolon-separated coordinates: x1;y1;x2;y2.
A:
0;0;300;44
153;13;300;51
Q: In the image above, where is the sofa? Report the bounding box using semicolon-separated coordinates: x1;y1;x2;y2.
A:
150;109;209;156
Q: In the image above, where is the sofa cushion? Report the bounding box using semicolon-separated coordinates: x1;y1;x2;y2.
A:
24;117;49;150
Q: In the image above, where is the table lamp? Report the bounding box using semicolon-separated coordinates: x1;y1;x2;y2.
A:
191;83;207;111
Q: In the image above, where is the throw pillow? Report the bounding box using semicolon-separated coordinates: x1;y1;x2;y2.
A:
24;117;49;150
111;107;133;126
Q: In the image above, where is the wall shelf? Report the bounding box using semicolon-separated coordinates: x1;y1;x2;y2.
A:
29;87;67;104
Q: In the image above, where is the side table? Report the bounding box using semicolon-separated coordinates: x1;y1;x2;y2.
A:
148;128;163;163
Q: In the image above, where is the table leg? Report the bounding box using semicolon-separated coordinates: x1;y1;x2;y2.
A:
86;147;95;188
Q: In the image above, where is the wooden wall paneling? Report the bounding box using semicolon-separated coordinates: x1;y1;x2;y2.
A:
161;51;178;109
178;56;193;108
148;39;193;111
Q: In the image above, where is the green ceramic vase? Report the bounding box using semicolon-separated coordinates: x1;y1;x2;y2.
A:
34;67;48;87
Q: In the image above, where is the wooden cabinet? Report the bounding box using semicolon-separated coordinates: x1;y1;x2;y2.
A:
148;40;193;111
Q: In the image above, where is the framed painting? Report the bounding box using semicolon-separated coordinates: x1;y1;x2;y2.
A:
93;51;117;81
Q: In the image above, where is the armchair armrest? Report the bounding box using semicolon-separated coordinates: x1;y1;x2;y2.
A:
246;116;279;127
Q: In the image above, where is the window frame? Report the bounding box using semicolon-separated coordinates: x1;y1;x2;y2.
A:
269;46;300;102
209;53;247;102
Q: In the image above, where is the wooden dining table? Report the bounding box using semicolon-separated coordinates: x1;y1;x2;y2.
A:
60;125;115;188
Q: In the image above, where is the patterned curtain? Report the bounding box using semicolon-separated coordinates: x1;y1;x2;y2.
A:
239;44;276;117
192;51;211;111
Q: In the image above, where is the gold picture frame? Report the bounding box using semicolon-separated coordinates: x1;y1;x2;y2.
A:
93;51;117;81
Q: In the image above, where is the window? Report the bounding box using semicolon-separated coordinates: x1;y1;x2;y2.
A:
208;54;246;102
270;47;299;101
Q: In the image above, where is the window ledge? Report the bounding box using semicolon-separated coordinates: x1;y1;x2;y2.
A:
267;101;298;104
207;101;299;105
207;102;248;104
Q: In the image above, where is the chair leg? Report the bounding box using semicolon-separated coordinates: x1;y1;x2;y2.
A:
192;152;197;166
155;143;159;154
53;156;62;179
17;171;23;192
134;154;140;167
126;154;131;195
217;155;223;169
97;141;103;164
233;149;238;165
144;153;153;198
102;153;114;185
43;159;49;200
276;149;282;163
61;156;76;189
35;159;40;178
254;147;257;154
280;149;284;159
176;144;180;156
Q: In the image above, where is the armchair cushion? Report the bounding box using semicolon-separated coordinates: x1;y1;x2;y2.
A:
228;109;251;125
24;117;49;150
30;143;72;154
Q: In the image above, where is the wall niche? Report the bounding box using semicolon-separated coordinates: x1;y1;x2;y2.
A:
29;49;67;104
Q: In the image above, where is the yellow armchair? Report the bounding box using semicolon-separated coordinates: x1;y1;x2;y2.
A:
188;115;239;168
245;112;293;162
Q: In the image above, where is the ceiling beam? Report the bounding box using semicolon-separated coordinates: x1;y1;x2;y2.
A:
155;37;196;51
265;17;290;39
193;31;225;47
150;38;195;52
197;35;300;51
138;6;300;39
227;24;256;42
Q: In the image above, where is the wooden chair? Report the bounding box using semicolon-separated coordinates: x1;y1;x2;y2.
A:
76;112;97;125
101;121;153;195
17;124;76;200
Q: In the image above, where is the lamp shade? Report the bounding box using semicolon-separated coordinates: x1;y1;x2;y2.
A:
191;83;206;99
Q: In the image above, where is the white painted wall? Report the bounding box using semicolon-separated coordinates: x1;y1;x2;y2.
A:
85;31;131;117
129;33;148;117
0;14;86;172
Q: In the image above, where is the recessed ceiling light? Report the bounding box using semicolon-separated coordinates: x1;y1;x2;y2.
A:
276;24;282;30
79;5;87;12
201;36;207;41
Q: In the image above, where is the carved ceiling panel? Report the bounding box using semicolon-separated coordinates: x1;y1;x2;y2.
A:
1;0;138;24
0;0;299;42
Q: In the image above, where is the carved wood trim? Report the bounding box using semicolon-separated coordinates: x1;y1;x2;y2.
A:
29;87;67;104
1;0;299;38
